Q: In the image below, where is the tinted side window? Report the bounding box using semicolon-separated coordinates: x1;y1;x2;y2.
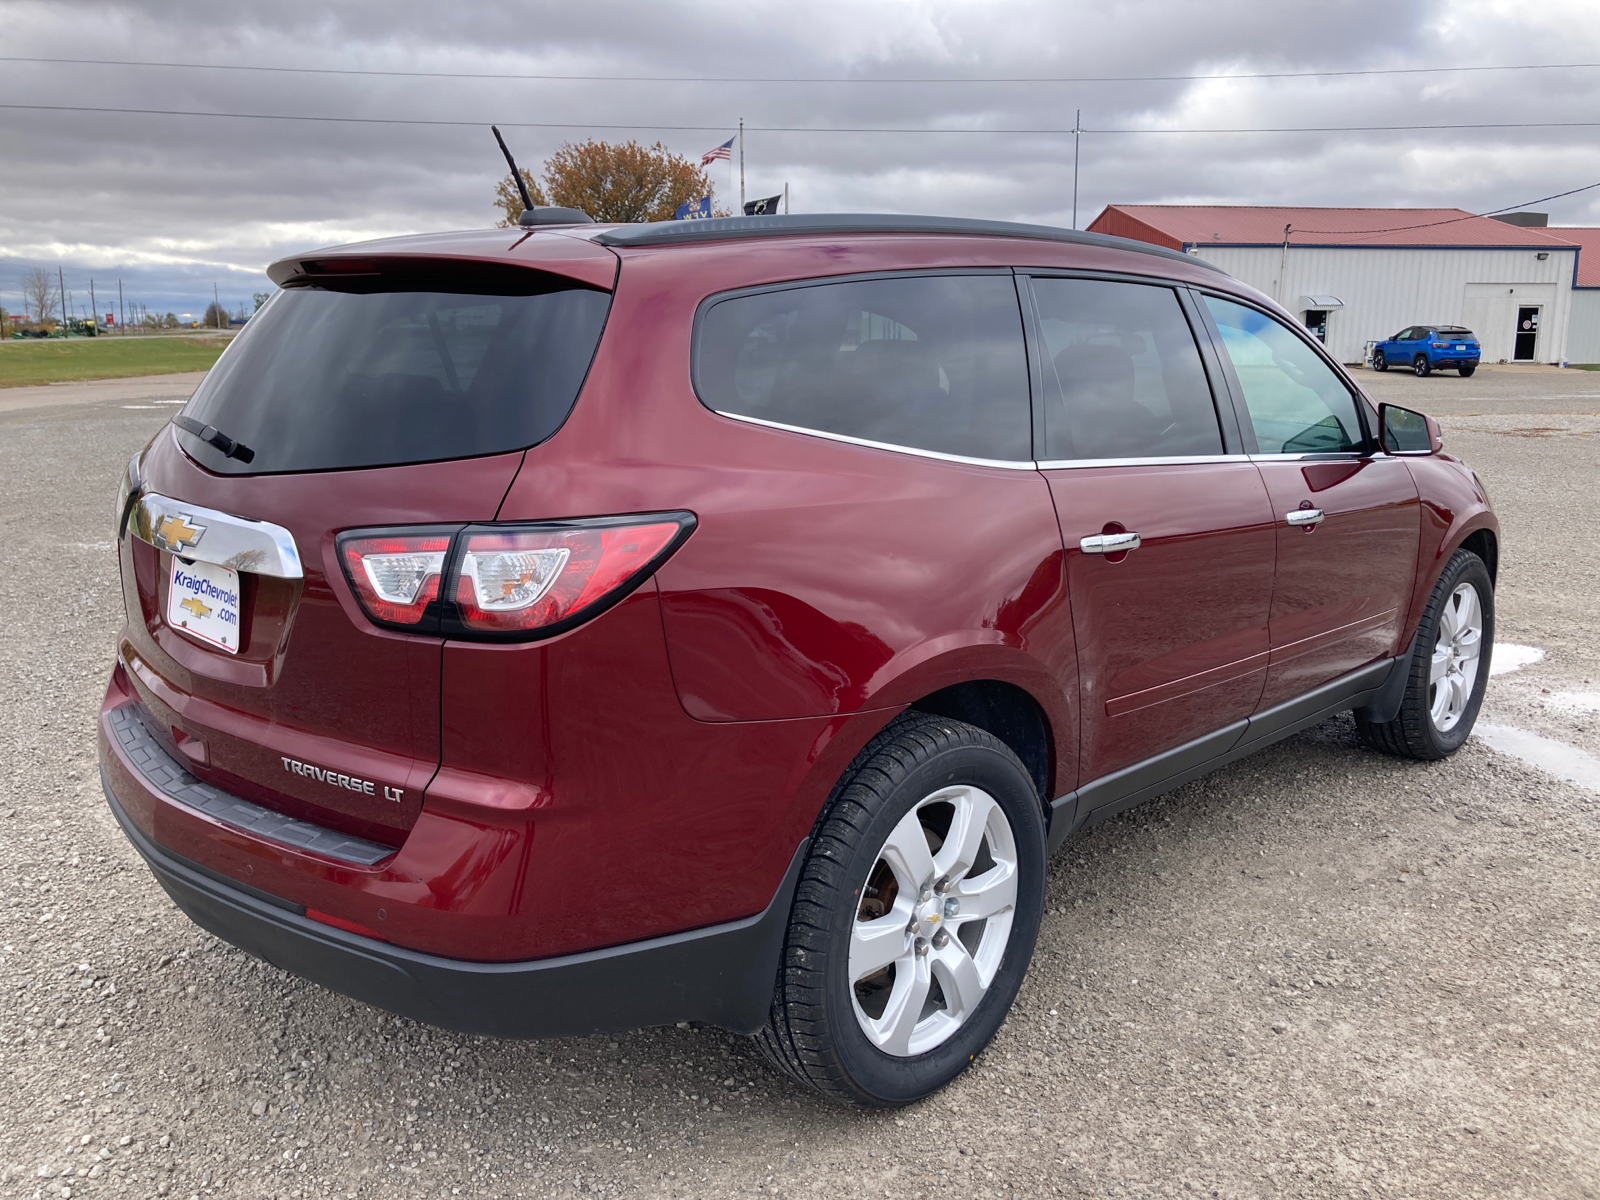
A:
1203;295;1365;455
695;275;1031;461
1031;277;1222;460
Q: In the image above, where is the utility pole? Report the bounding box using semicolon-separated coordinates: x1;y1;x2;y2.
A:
1072;110;1081;230
90;279;97;331
58;265;68;329
118;279;124;335
214;282;222;329
783;181;789;215
1276;224;1292;302
738;117;745;213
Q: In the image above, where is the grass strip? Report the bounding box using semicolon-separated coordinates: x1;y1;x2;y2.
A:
0;336;230;388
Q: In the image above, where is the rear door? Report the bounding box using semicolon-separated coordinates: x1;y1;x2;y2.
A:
1196;293;1420;710
1024;274;1276;788
116;250;615;847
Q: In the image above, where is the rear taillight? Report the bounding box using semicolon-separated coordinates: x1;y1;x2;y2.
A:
340;532;452;628
454;519;686;634
336;513;694;641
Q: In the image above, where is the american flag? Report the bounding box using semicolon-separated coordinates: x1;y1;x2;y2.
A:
701;136;735;165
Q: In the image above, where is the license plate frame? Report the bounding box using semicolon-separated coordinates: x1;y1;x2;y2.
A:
166;555;242;654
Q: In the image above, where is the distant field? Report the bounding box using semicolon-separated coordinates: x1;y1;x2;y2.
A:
0;336;231;387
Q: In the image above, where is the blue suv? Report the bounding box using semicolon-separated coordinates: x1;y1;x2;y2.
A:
1372;325;1480;377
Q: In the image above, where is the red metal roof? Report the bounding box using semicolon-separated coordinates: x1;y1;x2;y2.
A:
1089;205;1581;251
1552;227;1600;286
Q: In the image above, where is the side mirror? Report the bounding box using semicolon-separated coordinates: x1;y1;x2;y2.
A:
1379;403;1443;455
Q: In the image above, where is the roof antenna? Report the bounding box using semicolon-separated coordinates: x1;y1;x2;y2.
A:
491;126;593;227
492;125;535;217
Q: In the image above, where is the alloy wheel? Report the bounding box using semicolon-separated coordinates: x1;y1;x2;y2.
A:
1430;581;1484;732
848;785;1018;1057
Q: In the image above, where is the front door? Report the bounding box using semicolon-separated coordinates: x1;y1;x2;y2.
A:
1515;306;1540;360
1026;275;1276;786
1199;294;1421;710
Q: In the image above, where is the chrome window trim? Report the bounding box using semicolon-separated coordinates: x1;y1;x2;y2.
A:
127;492;304;579
713;410;1040;470
1246;452;1367;463
1035;453;1248;470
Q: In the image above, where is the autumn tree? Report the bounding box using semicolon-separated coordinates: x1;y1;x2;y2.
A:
491;168;550;227
493;141;722;225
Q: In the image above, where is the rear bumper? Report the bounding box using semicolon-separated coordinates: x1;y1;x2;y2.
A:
104;775;803;1038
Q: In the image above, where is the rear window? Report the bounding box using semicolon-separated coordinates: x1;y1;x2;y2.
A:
693;274;1032;462
175;271;611;474
1436;328;1477;340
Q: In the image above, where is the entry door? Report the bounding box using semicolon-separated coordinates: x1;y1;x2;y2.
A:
1515;306;1540;360
1199;294;1421;710
1026;275;1276;785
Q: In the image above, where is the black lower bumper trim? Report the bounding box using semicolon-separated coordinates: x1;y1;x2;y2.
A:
1046;654;1403;853
107;703;397;867
104;777;803;1039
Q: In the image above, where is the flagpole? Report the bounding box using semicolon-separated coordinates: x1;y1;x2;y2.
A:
738;117;745;213
1072;109;1081;230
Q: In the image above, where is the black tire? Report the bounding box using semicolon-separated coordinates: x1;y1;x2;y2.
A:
1459;364;1476;377
1413;354;1432;377
1356;549;1493;760
755;711;1047;1107
1372;350;1388;372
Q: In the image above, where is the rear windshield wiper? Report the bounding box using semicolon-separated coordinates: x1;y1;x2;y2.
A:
173;414;255;464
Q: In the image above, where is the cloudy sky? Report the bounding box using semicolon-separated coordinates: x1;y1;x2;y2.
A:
3;0;1599;318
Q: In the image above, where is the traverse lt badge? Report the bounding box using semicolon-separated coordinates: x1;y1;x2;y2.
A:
281;756;404;803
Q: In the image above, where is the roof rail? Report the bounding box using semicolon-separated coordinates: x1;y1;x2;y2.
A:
591;212;1222;271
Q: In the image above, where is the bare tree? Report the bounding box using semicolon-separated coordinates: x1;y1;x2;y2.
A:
23;266;57;324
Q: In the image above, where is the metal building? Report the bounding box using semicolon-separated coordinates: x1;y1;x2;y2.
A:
1558;227;1600;365
1088;205;1582;366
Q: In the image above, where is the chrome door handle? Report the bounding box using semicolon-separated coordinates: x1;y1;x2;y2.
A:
1080;531;1141;554
1285;508;1325;527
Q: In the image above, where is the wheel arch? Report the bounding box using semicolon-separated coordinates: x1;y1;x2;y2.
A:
1400;454;1500;649
1459;525;1498;583
907;679;1055;811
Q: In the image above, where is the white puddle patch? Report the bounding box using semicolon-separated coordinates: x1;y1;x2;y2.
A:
1490;643;1545;676
1548;691;1600;714
1474;724;1600;795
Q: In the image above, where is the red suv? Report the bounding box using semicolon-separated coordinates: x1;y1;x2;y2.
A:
100;212;1498;1106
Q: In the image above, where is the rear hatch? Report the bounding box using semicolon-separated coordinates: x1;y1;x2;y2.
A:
116;234;616;848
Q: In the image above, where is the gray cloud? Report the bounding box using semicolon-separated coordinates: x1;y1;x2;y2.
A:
3;0;1598;316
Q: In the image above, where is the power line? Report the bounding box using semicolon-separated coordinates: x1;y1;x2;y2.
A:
2;55;1598;85
2;102;1598;136
1288;179;1600;237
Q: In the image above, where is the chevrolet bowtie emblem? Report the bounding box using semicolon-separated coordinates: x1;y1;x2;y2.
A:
180;597;212;618
153;513;206;553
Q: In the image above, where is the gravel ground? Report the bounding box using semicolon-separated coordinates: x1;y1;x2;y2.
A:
1;365;1596;1200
